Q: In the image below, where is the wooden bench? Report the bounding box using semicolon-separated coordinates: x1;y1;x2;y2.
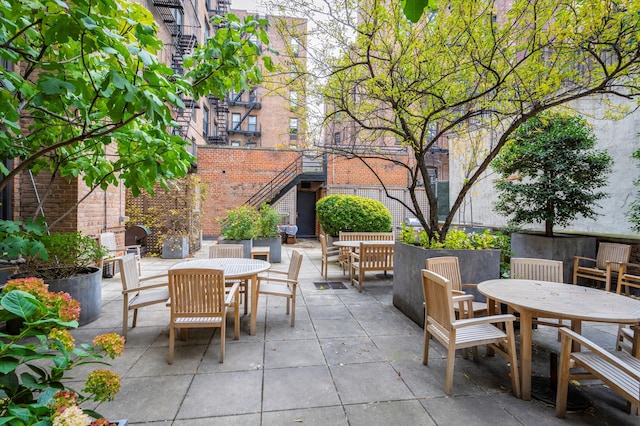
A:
556;327;640;418
250;246;270;262
350;242;394;292
338;231;395;242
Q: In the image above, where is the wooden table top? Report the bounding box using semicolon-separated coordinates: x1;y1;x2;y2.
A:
478;279;640;323
170;258;271;278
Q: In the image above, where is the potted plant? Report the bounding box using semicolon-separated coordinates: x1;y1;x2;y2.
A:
491;112;613;282
393;226;508;327
0;277;126;424
217;205;260;258
0;219;108;325
254;203;282;263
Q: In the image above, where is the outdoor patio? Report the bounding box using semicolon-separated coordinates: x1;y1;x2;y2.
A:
72;239;637;425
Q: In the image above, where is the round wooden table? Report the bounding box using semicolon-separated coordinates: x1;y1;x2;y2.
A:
171;258;271;336
478;279;640;400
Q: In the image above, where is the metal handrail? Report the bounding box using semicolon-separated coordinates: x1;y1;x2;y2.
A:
245;154;303;207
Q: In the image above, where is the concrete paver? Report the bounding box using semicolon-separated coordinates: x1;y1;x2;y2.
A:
72;239;638;425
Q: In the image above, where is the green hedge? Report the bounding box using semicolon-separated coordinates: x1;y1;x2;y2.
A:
316;194;392;237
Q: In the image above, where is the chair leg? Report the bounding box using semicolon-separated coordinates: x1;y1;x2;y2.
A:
122;303;129;341
422;327;431;365
290;294;296;327
505;323;521;398
132;309;138;328
168;325;175;364
243;281;248;315
444;343;456;395
234;293;240;340
220;322;225;363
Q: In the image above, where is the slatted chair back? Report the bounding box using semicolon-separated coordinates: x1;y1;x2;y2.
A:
169;268;227;317
425;257;463;293
209;244;244;259
339;231;394;241
287;249;304;280
510;258;563;282
120;253;141;291
596;243;631;272
422;269;455;336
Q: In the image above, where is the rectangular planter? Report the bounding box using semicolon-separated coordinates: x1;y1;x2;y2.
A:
511;232;596;284
392;242;501;327
221;239;253;258
162;235;189;259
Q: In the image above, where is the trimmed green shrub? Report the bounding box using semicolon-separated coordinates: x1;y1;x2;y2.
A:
258;203;281;238
217;205;260;240
316;194;392;237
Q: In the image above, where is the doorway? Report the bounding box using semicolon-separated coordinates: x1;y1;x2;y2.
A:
296;191;316;238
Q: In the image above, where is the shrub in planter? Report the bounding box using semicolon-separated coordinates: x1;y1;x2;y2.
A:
257;203;281;238
0;277;125;424
316;194;392;237
218;205;260;241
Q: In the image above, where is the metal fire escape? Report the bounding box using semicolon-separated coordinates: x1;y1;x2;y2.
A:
206;0;232;145
153;0;198;138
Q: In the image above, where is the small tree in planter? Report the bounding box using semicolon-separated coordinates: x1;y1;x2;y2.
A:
491;112;613;282
217;206;260;258
627;145;640;232
316;194;392;237
491;112;613;237
254;203;282;262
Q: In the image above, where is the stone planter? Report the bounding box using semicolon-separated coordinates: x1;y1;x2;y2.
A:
511;232;596;284
392;242;501;327
47;266;102;326
162;235;189;259
221;238;253;258
254;236;281;263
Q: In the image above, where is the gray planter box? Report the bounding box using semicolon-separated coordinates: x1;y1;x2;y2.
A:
162;235;189;259
392;242;501;327
221;238;253;258
254;236;281;263
511;232;596;284
47;267;102;326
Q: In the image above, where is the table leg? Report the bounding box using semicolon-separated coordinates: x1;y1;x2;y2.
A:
570;320;582;352
520;310;533;401
632;325;640;358
250;273;257;336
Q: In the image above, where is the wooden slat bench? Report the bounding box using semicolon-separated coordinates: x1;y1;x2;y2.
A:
556;327;640;418
350;242;394;292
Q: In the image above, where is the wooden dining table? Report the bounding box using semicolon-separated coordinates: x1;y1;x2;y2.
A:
478;279;640;400
170;258;271;336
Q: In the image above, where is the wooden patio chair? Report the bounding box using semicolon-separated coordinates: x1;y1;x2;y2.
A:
425;256;487;318
510;257;564;337
350;242;394;292
573;242;631;292
209;243;248;314
421;269;520;397
117;253;169;341
257;250;303;326
168;268;240;364
319;234;343;278
615;262;640;355
100;232;141;277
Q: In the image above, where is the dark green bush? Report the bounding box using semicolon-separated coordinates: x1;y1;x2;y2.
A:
316;194;392;237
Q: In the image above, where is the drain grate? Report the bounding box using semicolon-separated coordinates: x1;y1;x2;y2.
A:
314;282;348;290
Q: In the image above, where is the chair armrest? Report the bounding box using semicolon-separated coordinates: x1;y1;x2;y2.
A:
258;276;298;285
620;263;640;276
140;273;168;282
461;283;478;289
452;294;474;319
259;269;288;278
225;282;241;305
350;252;360;262
122;281;168;294
326;247;341;255
559;328;640;379
452;314;516;329
573;256;596;268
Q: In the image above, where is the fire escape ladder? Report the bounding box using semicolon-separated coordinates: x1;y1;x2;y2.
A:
153;0;184;37
245;154;305;207
207;96;229;144
171;34;197;138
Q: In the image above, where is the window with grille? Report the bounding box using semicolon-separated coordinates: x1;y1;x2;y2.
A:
231;113;241;130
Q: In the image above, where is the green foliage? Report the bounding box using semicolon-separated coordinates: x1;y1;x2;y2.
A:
0;218;48;261
0;0;271;230
258;204;281;238
398;222;417;244
627;147;640;232
14;232;108;280
0;278;125;424
401;0;438;23
218;205;260;241
491;112;612;237
316;194;392;237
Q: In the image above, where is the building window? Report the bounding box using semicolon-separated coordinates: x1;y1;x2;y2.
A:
231;113;241;130
203;107;209;136
248;115;257;132
290;91;298;109
289;118;298;134
333;132;341;144
249;88;258;102
291;38;299;56
231;140;241;147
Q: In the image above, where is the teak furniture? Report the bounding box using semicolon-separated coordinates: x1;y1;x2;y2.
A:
349;242;394;292
257;250;303;327
573;242;631;291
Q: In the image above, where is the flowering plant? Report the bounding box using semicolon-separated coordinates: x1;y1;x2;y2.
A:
0;277;125;425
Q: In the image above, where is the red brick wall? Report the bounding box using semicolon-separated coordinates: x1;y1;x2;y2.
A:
197;146;299;236
326;154;410;187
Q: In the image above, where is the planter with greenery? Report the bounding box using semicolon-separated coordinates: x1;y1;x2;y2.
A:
253;204;282;263
1;221;108;325
0;277;125;424
218;205;260;258
392;227;507;326
316;194;392;241
491;112;612;282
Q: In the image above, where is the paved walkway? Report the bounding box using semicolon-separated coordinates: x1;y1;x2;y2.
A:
73;240;637;425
